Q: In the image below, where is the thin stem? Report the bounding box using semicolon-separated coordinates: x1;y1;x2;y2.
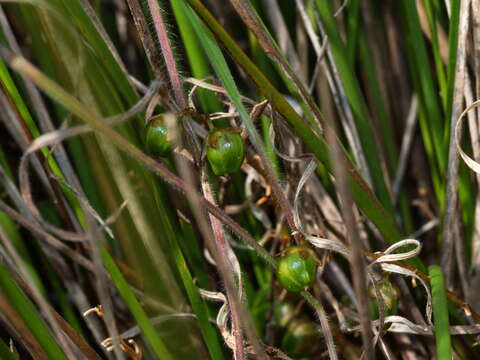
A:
147;0;185;108
202;177;246;360
327;110;374;358
301;291;338;360
441;0;470;287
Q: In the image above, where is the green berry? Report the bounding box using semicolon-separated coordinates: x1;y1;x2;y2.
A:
277;246;317;292
368;278;400;319
145;117;172;158
281;319;323;357
206;129;245;175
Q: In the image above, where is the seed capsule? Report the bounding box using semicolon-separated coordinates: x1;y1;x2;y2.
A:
368;278;400;318
206;129;245;175
277;246;317;292
145;117;172;158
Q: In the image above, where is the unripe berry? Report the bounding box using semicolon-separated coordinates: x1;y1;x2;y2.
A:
206;129;245;175
145;117;172;158
277;246;317;292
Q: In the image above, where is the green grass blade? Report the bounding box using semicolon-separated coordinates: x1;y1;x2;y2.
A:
0;264;68;360
101;246;174;360
0;337;16;360
315;0;395;215
423;0;448;109
429;265;452;360
346;0;361;64
357;30;397;170
0;209;44;295
396;1;444;206
152;185;225;360
261;115;280;178
400;0;445;173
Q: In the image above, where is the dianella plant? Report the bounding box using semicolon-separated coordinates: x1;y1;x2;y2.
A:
1;0;480;359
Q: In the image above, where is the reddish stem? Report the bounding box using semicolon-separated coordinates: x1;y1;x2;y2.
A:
146;0;186;108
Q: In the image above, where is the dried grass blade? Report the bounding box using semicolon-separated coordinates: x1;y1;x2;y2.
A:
441;0;470;287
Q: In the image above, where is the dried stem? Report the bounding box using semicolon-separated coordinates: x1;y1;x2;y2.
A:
327;118;374;359
201;176;247;360
441;0;470;288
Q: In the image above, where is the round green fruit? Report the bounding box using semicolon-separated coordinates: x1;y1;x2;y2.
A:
206;129;245;175
281;319;323;357
145;117;172;158
368;278;400;319
277;246;317;292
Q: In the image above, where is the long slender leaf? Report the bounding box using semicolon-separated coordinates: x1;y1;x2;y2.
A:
152;184;225;360
0;264;68;360
400;0;445;174
429;265;452;360
316;0;395;215
101;246;174;360
0;337;16;360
